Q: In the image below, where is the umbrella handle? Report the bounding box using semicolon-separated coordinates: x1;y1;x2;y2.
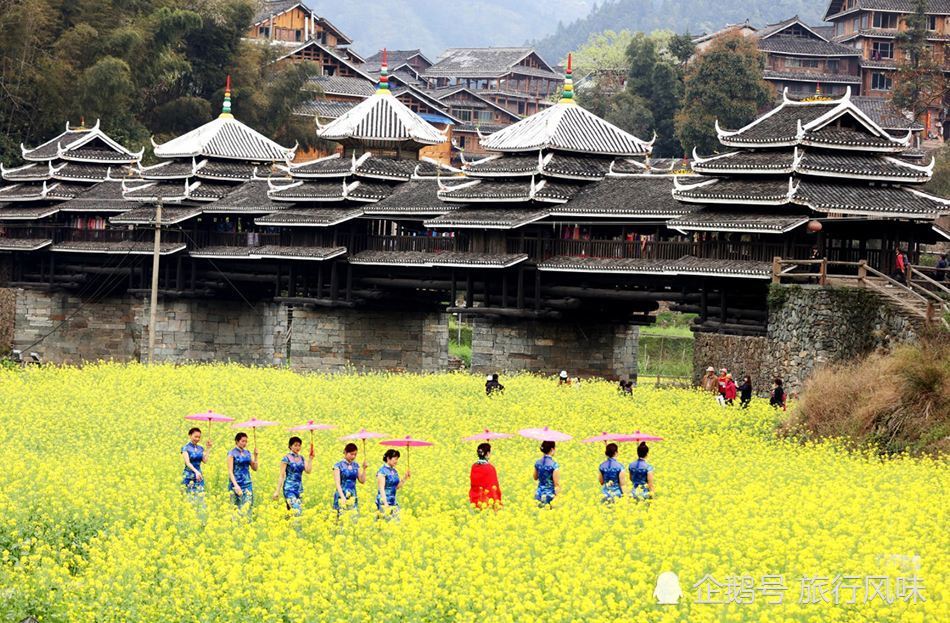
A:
253;427;257;452
310;430;314;456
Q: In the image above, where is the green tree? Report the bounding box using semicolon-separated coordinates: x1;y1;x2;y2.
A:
605;91;654;139
893;0;948;126
675;33;772;154
667;32;695;66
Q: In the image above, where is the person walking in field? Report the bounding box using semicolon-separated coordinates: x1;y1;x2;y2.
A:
227;432;258;514
598;443;625;502
770;378;786;410
273;436;313;516
181;427;210;497
628;442;655;500
701;367;718;393
534;441;561;507
738;376;753;409
333;443;367;516
485;373;505;396
377;449;410;520
469;443;502;509
723;374;737;406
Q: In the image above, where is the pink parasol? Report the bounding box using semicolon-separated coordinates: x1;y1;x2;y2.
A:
519;427;573;442
379;435;434;469
289;421;335;454
184;410;234;446
582;432;631;444
231;418;280;451
463;429;514;442
615;430;665;443
340;428;389;459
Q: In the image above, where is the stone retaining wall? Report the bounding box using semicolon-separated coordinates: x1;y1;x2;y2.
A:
471;318;639;380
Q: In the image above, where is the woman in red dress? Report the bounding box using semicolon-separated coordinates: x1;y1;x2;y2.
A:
469;443;502;508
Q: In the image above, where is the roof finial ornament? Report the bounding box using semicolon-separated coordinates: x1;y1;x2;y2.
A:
376;48;391;95
559;53;575;105
220;75;234;119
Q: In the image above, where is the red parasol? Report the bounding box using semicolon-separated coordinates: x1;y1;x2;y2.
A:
340;428;389;460
582;432;631;444
519;426;573;442
615;430;665;443
289;420;335;454
463;429;514;442
231;418;280;451
184;410;234;446
379;435;434;469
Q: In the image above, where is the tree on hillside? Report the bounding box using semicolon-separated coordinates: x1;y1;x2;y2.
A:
893;0;948;128
675;33;772;154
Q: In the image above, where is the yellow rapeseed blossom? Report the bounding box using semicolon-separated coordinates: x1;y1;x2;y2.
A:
0;363;945;622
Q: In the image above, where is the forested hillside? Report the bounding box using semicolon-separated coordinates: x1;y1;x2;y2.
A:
0;0;316;165
531;0;825;63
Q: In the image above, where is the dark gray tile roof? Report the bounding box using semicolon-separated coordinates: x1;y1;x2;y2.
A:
23;129;91;160
0;237;52;250
668;210;810;233
0;205;60;220
758;37;861;57
538;255;772;278
673;178;792;203
798;152;932;181
2;163;49;182
355;157;417;181
294;100;358;119
191;245;346;261
196;160;260;181
110;206;202;225
189;181;235;201
366;49;428;65
140;159;195;179
122;180;193;202
253;207;363;226
268;180;348;201
62;148;139;163
693;150;795;173
253;0;299;24
60;182;144;212
362;180;454;215
671;256;772;278
795;181;950;217
535;180;581;203
464;155;539;177
203;180;284;213
308;75;376;97
288;155;352;178
349;180;394;202
826;1;950;18
424;48;558;79
552;176;692;218
437;179;580;203
803;126;904;149
51;162;115;182
544;154;613;180
851;96;923;131
413;160;462;179
47;183;87;200
424;207;551;229
0;183;52;202
52;240;186;255
349;250;528;268
762;70;862;84
153;117;294;162
720;102;836;144
539;256;668;274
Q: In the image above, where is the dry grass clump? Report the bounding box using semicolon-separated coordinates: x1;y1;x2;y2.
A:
782;333;950;456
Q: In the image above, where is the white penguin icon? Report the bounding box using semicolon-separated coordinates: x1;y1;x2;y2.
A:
654;571;683;605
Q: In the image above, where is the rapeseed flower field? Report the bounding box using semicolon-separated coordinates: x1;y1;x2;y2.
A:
0;363;945;623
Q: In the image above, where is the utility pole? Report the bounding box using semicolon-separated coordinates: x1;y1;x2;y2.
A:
147;199;162;365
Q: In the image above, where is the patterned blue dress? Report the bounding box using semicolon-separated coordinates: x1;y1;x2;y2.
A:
228;447;253;509
628;458;655;499
333;459;361;510
181;442;205;492
599;457;625;501
534;455;559;505
282;452;306;513
376;464;400;510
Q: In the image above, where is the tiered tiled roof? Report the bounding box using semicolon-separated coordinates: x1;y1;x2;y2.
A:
675;88;950;226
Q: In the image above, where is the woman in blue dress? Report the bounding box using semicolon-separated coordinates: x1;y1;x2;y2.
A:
272;436;313;515
628;442;656;500
376;449;410;519
598;442;625;502
533;440;560;507
181;427;211;496
227;432;258;513
333;442;367;515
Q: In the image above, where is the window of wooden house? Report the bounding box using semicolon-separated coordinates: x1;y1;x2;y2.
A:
872;13;897;29
458;136;466;149
295;30;302;42
827;59;839;72
872;41;893;58
927;16;938;31
457;109;472;121
787;58;820;68
477;110;493;123
861;14;869;29
259;26;270;37
871;71;892;91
